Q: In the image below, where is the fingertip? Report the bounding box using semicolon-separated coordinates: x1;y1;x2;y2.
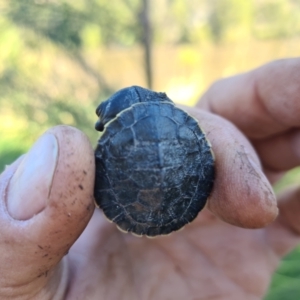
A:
14;125;96;248
207;171;278;229
29;125;96;273
45;125;95;231
186;107;278;229
209;125;278;228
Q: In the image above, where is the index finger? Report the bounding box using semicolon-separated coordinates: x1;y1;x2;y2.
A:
199;58;300;139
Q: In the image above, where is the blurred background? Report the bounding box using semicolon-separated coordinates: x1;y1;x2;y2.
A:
1;0;300;298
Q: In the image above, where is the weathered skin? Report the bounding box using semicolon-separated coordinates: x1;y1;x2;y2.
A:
94;86;214;236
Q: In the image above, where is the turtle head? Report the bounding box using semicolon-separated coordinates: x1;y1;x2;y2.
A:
95;86;172;131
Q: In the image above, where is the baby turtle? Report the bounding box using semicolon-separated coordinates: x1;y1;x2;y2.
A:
94;86;214;237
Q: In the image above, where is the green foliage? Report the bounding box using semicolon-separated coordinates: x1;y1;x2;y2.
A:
253;0;300;39
8;1;84;48
208;0;254;43
0;137;26;173
264;246;300;300
262;168;300;299
7;0;141;49
152;0;300;44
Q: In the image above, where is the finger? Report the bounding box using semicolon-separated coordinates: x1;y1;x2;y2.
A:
253;128;300;171
0;125;95;298
266;186;300;257
199;58;300;139
184;107;278;229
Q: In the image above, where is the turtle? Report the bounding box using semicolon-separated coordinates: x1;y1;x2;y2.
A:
94;86;215;237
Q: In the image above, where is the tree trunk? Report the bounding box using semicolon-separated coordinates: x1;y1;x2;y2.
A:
140;0;153;89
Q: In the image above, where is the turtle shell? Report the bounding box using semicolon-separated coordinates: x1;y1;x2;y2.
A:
94;97;215;237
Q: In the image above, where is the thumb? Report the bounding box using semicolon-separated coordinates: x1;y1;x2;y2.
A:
0;125;95;299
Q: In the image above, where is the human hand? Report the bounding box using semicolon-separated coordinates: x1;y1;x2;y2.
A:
1;59;300;300
0;126;95;299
